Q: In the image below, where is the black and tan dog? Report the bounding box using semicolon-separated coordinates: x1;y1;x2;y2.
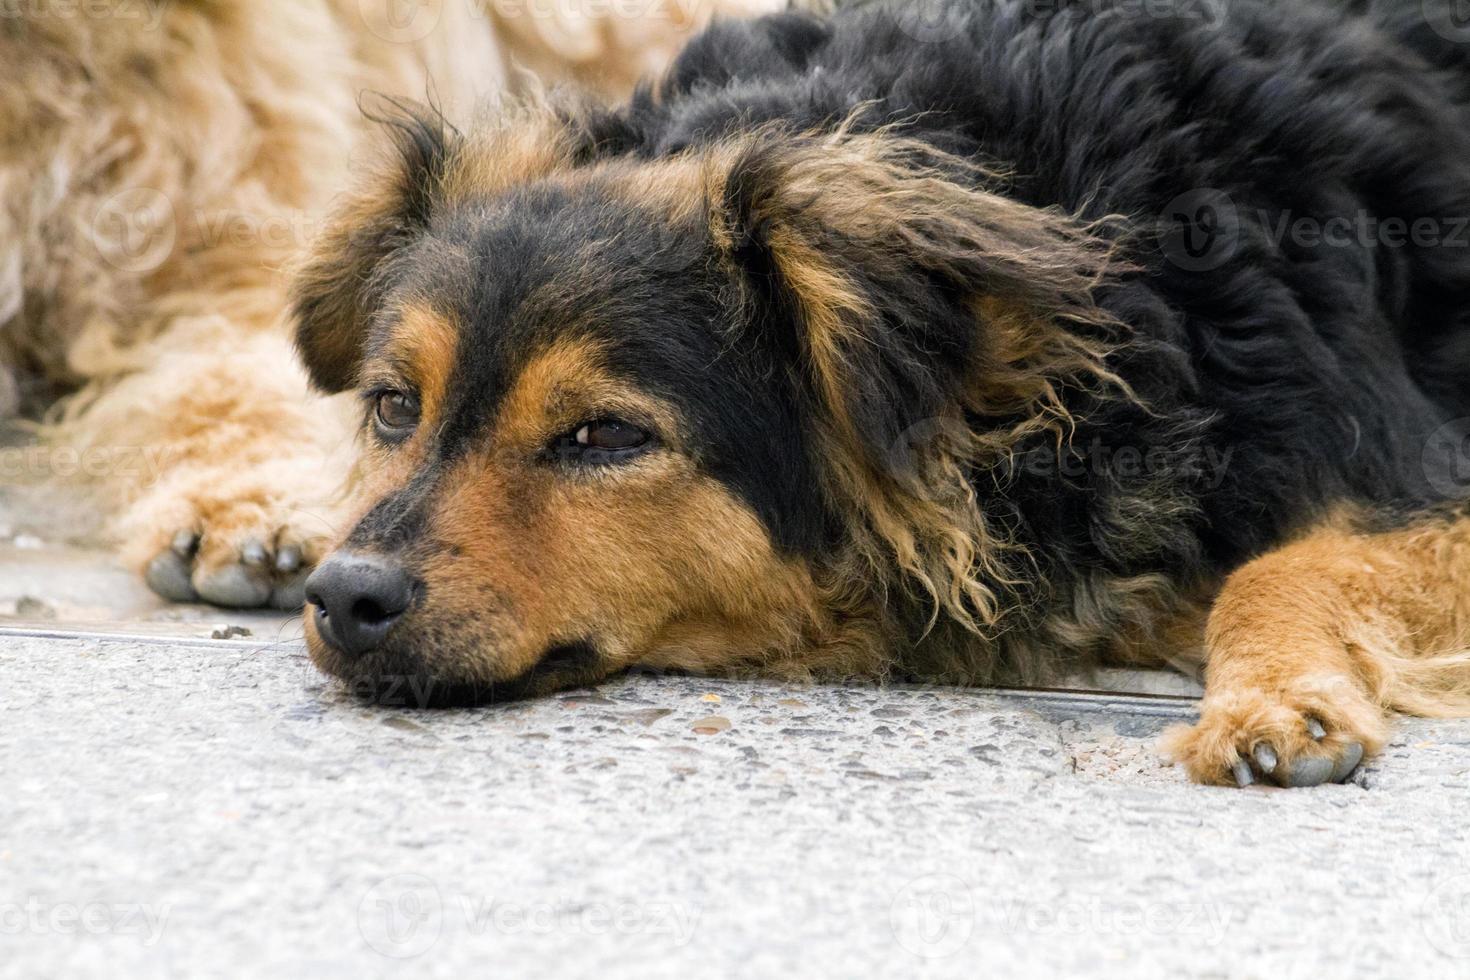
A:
293;0;1470;787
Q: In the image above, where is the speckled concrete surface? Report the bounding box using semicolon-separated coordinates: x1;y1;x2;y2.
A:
5;628;1470;979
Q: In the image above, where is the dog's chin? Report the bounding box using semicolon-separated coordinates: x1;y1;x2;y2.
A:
305;631;605;708
354;666;535;708
307;647;522;709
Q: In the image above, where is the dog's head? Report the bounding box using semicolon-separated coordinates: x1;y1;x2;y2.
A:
291;106;1123;705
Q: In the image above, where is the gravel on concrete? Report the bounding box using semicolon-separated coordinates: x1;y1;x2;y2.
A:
5;627;1470;979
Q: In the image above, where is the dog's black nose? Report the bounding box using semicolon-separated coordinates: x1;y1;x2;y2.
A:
305;552;413;657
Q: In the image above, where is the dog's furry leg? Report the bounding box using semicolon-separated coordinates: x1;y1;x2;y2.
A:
55;325;359;610
1163;509;1470;786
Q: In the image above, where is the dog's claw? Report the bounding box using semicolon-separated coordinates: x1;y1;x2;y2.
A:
1306;718;1327;740
145;550;199;603
241;540;268;566
275;546;303;574
1331;742;1364;782
171;530;199;557
1283;755;1335;788
1252;744;1278;774
1231;759;1254;787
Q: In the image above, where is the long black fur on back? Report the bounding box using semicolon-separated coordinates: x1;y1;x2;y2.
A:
560;0;1470;664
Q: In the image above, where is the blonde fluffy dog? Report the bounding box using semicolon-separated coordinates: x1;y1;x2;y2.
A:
0;0;779;608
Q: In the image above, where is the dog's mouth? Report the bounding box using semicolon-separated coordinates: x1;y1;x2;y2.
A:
316;638;605;709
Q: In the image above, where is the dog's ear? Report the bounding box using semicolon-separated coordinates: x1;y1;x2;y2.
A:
711;129;1130;631
291;108;455;393
292;101;587;392
714;129;1123;423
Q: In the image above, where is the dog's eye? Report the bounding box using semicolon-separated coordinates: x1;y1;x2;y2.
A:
576;420;648;451
374;390;420;434
551;418;653;464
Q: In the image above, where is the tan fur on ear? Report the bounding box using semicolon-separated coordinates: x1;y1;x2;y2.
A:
289;161;410;393
291;101;577;393
703;124;1138;638
438;102;583;203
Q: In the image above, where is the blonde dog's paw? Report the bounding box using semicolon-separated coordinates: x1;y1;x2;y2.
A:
125;463;346;610
143;527;317;610
1161;678;1387;788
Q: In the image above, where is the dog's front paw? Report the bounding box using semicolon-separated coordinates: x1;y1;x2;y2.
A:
122;459;348;610
1162;678;1388;788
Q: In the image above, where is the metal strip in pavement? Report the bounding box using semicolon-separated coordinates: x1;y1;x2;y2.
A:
2;622;1201;713
0;623;305;649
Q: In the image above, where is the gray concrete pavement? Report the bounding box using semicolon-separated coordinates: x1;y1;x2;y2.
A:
6;623;1470;979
